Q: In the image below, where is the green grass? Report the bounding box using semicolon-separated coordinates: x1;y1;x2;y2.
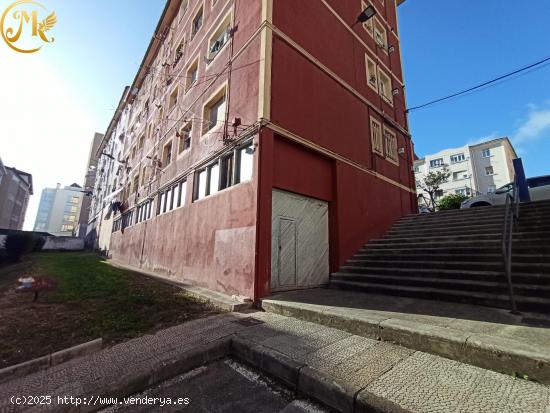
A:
0;252;219;367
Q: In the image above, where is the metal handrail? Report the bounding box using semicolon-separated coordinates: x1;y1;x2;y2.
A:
502;178;520;314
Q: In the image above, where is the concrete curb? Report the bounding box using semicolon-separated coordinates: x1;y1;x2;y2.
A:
0;338;103;384
262;299;550;385
230;336;412;413
108;260;253;312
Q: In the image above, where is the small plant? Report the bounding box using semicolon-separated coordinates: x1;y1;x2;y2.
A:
437;193;469;210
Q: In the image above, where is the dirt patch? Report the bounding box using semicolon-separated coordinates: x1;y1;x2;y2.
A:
0;253;220;369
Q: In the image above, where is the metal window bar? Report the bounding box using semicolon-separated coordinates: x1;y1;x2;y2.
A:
501;176;520;314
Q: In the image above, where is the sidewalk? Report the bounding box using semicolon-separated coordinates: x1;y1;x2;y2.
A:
262;289;550;384
0;310;549;412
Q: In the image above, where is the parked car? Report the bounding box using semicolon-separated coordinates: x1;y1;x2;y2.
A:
460;175;550;208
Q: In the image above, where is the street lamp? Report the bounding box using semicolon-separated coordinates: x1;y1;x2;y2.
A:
356;5;377;24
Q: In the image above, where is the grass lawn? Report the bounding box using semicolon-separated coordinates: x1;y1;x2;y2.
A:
0;252;220;369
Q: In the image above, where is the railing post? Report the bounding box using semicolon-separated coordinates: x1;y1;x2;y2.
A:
502;183;520;314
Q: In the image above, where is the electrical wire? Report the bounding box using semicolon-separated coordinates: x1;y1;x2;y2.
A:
406;54;550;113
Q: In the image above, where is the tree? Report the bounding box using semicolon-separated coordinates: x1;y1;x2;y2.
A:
438;193;469;210
416;167;451;211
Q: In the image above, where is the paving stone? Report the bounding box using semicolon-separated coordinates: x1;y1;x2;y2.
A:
359;351;550;413
300;335;377;369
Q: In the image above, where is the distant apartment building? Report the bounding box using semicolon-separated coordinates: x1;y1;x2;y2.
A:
414;137;517;202
91;0;414;301
87;88;131;252
77;132;104;240
0;160;33;230
34;183;84;236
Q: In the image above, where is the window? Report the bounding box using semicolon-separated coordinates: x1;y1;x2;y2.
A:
191;7;203;38
220;153;235;189
174;42;184;66
193;141;254;201
455;188;471;196
482;148;491;158
370;117;383;155
237;144;254;183
178;123;192;153
70;206;78;213
186;58;198;91
365;54;378;91
453;171;468;181
430;158;444;168
196;169;207;200
177;181;187;207
487;185;496;193
384;127;398;164
377;69;392;103
138;135;145;149
209;163;220;195
63;215;76;222
203;87;226;133
70;196;79;204
133;174;140;193
162;140;173;167
485;166;494;175
361;1;374;35
373;18;387;50
169;87;178;110
61;224;74;232
208;13;231;59
450;153;465;164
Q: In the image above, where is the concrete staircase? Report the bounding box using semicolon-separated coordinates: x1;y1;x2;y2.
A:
330;200;550;313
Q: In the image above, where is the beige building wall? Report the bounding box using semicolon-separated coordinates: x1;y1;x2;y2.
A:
414;137;518;202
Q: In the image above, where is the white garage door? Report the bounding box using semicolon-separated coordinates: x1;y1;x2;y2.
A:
271;189;329;292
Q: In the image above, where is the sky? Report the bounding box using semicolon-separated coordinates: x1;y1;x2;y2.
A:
1;1;549;230
0;0;166;230
398;0;550;175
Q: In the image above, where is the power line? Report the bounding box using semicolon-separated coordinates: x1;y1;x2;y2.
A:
406;54;550;113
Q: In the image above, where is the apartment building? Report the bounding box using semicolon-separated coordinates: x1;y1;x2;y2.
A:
0;162;33;230
77;132;104;240
87;88;131;252
95;0;415;301
34;183;84;236
414;137;517;202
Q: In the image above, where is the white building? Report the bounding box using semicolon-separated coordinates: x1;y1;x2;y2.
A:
414;137;517;203
33;183;84;236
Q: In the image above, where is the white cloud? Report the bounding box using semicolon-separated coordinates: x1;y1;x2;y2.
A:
512;107;550;146
467;132;499;146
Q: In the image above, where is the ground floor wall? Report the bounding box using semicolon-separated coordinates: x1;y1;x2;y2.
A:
109;179;257;300
106;127;414;302
255;128;416;299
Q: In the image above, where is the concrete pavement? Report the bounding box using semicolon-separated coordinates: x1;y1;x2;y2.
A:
0;310;549;412
262;289;550;384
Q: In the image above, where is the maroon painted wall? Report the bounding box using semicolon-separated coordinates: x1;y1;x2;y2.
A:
253;0;415;298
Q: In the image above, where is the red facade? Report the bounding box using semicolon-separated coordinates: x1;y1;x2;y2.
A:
105;0;415;303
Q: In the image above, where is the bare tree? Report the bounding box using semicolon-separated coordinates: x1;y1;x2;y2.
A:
416;167;451;211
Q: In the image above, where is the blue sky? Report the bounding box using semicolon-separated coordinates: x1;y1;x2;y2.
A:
0;0;165;229
1;0;549;229
398;0;550;177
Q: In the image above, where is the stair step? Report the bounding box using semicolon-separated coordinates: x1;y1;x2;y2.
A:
394;214;548;228
328;280;550;313
370;233;549;245
330;273;550;297
385;228;550;239
338;265;550;284
353;252;550;263
345;258;550;272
